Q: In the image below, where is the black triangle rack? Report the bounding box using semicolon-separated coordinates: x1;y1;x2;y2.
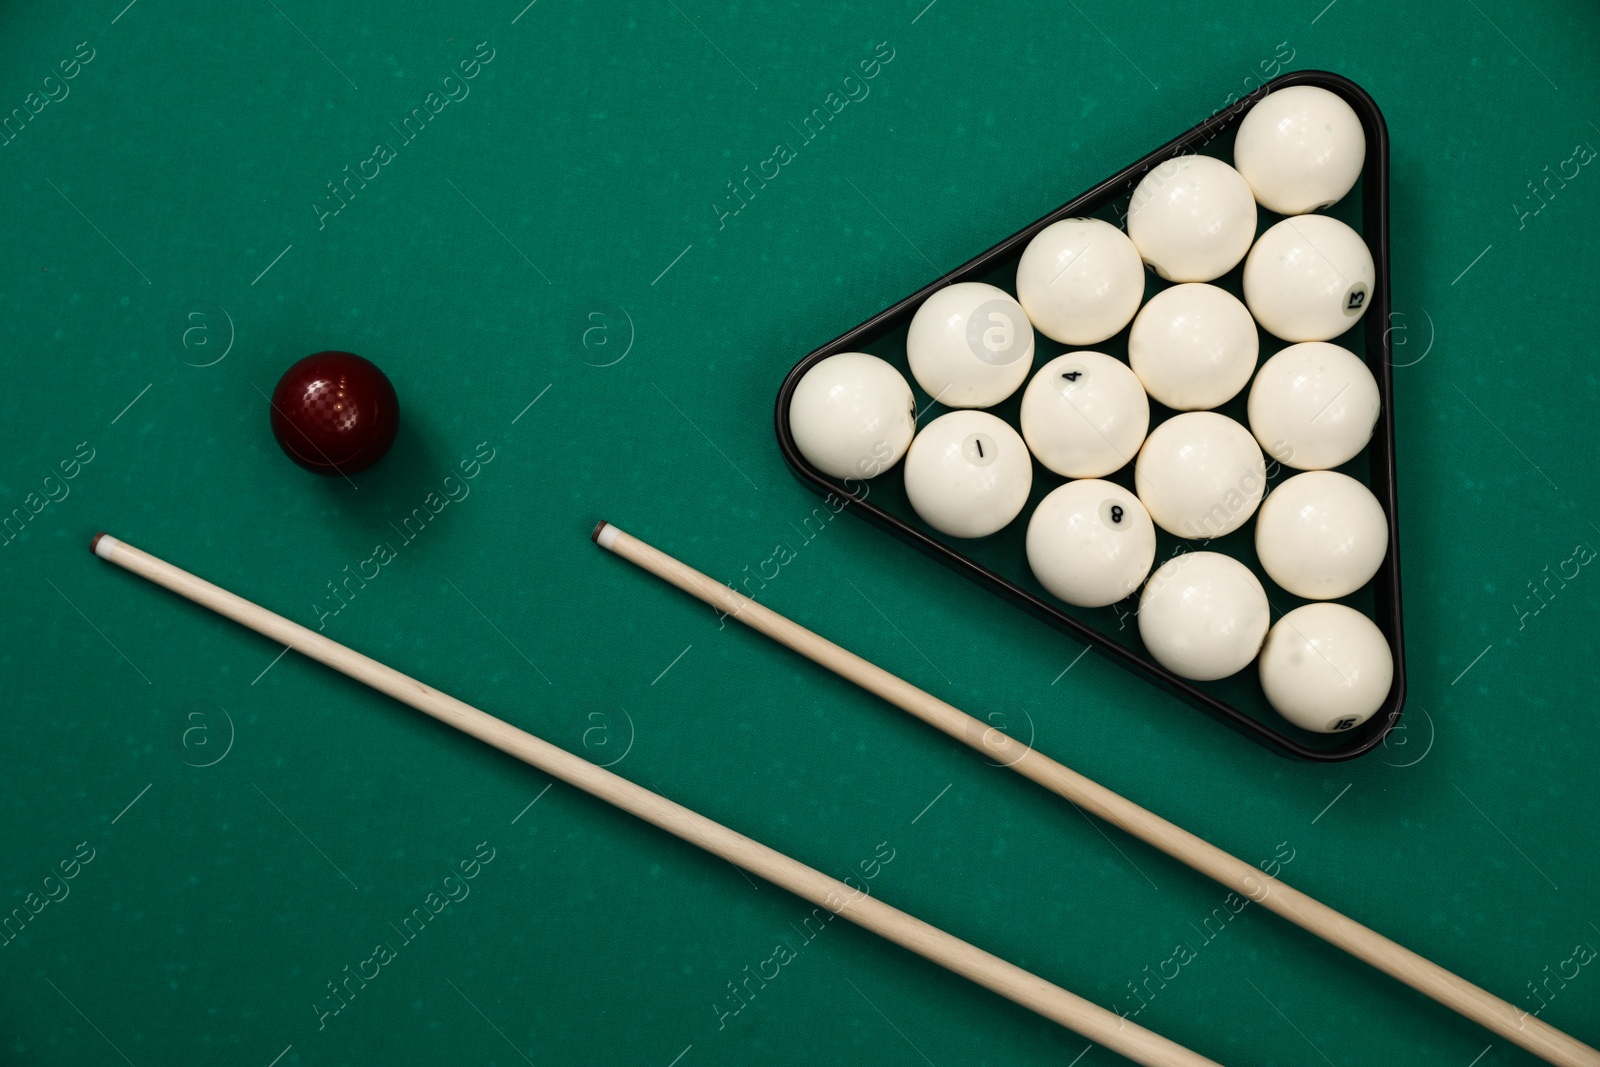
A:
773;70;1404;763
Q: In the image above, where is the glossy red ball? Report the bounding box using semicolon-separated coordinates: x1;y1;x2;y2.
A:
269;351;400;476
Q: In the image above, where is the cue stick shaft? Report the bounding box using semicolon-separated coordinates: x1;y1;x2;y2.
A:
89;533;1221;1067
594;521;1600;1067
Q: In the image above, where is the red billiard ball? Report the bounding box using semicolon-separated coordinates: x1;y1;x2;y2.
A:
269;351;400;476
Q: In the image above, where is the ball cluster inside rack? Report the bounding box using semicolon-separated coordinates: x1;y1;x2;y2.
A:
788;85;1392;735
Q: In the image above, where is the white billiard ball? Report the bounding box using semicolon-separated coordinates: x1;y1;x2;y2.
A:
1259;603;1393;733
1015;218;1146;345
1247;341;1380;470
903;410;1032;538
1134;412;1265;539
1019;352;1149;478
1233;85;1366;215
1255;471;1388;599
1127;155;1258;282
1127;283;1259;411
906;282;1035;408
1243;215;1375;343
1138;551;1270;681
1026;480;1156;608
788;352;916;481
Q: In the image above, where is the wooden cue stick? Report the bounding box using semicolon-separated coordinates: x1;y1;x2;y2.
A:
89;533;1223;1067
593;521;1600;1067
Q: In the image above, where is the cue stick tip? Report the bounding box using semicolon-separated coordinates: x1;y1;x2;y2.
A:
591;521;620;550
90;532;120;560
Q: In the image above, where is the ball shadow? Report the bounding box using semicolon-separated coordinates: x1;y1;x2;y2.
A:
330;406;459;559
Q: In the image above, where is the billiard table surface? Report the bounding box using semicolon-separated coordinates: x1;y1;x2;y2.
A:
2;2;1597;1065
